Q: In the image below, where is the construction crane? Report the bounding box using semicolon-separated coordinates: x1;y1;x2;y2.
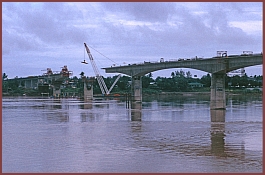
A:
83;43;121;95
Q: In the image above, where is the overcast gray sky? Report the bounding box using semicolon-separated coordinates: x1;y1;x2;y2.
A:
2;2;263;79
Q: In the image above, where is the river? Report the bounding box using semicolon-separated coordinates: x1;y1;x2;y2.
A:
2;94;262;173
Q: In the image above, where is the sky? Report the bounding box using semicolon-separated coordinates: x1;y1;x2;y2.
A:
2;2;263;79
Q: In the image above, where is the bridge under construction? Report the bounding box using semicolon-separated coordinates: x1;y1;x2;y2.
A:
4;66;73;97
102;50;262;115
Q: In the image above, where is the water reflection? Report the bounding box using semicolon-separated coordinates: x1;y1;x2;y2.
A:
130;121;142;133
80;100;93;109
45;99;69;122
79;99;91;122
210;110;226;157
2;96;261;172
210;122;226;157
210;109;226;157
210;109;246;159
47;99;62;110
211;109;225;122
129;102;243;159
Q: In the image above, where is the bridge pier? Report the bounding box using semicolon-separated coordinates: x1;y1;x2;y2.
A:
131;102;142;121
82;76;94;101
53;86;61;98
84;81;93;101
131;76;142;103
210;73;226;110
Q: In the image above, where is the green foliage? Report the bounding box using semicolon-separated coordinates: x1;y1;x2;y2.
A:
142;75;153;88
200;73;211;87
2;70;263;96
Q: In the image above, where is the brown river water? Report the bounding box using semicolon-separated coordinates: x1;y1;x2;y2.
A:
2;94;262;173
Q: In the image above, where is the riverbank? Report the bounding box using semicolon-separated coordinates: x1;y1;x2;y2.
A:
2;88;262;98
146;89;262;96
92;90;262;98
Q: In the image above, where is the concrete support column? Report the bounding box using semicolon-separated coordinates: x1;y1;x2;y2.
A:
131;102;142;121
53;87;61;98
210;73;226;110
84;81;93;101
25;80;29;88
18;80;22;87
131;76;142;103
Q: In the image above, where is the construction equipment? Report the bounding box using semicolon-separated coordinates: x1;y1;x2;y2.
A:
83;43;121;95
81;60;88;64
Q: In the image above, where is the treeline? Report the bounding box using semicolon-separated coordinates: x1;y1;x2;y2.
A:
2;70;263;96
94;70;262;94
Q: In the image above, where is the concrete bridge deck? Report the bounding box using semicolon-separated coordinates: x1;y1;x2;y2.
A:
103;54;262;76
102;53;262;112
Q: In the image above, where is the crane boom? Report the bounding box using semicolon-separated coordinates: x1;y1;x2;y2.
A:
107;74;121;94
83;43;121;95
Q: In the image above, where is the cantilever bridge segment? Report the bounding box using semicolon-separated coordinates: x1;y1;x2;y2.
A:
103;53;263;112
103;54;262;76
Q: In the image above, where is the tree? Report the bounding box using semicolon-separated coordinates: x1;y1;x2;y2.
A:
147;72;153;78
2;73;8;92
175;70;180;77
142;74;154;88
240;73;249;87
116;76;131;91
200;73;211;87
230;75;240;87
179;69;185;77
175;76;188;91
186;71;192;78
2;73;8;80
80;72;85;77
171;72;175;78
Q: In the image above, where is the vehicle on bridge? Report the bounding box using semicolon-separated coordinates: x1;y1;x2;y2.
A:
212;50;262;58
241;51;253;56
213;51;227;58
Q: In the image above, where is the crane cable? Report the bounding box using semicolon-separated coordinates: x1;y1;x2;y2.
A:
86;44;118;65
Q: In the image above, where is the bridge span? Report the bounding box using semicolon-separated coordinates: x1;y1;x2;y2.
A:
103;53;263;112
104;54;262;76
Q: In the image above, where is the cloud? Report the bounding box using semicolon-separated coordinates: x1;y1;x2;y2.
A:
98;2;260;58
2;2;262;78
102;2;175;23
2;2;86;55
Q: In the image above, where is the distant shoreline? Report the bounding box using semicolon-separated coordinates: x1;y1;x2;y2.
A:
95;90;262;97
2;89;262;98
